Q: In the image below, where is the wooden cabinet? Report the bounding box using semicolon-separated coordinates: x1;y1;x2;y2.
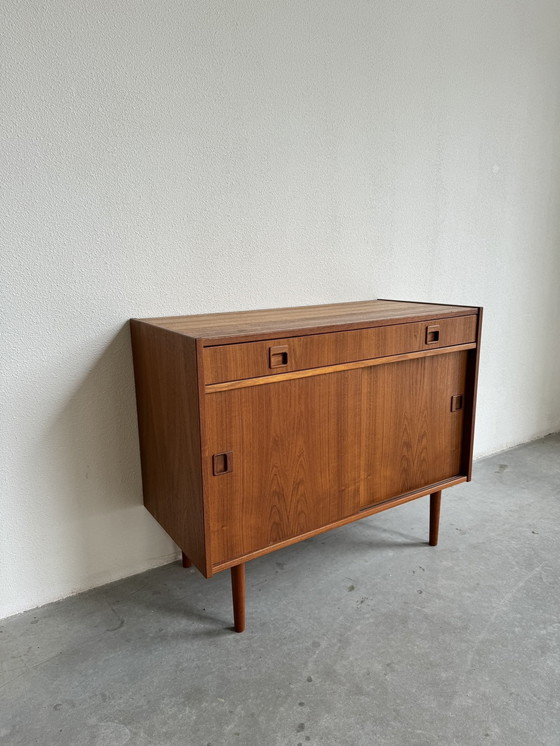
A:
130;299;482;632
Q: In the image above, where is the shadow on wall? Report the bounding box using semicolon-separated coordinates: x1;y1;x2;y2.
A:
41;323;175;581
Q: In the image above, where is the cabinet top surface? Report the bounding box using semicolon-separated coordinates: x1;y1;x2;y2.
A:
134;299;479;345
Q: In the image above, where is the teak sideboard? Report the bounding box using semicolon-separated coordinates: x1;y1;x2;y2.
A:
130;299;482;632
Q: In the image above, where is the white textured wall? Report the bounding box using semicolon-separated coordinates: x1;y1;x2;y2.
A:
2;1;560;619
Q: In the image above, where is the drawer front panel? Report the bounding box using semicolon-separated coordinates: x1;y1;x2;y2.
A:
203;315;477;384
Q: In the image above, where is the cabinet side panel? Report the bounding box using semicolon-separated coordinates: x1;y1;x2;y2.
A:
462;307;483;480
130;321;207;575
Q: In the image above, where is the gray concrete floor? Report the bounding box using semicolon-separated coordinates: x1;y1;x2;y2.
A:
1;435;560;746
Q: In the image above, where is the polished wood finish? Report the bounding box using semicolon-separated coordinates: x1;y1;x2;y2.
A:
130;321;209;576
205;369;365;565
429;491;442;546
213;476;467;572
139;299;478;344
204;351;467;566
359;351;467;507
231;564;246;633
204;343;476;394
181;552;192;568
203;315;477;384
130;299;482;631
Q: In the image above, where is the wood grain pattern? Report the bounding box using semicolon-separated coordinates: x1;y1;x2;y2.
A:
130;321;209;576
359;351;468;507
204;369;365;565
203;315;477;384
212;476;467;572
130;299;482;631
203;351;468;565
136;299;478;345
204;343;476;393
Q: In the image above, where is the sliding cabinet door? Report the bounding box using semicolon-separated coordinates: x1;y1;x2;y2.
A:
204;350;468;565
204;370;364;566
360;350;468;507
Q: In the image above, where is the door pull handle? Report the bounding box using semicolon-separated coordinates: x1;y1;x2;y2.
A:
269;345;289;369
213;452;233;475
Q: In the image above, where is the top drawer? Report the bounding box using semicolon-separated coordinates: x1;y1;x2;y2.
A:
203;315;477;385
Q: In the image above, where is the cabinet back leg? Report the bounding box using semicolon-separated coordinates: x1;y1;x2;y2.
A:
181;552;191;568
231;563;246;633
429;491;442;546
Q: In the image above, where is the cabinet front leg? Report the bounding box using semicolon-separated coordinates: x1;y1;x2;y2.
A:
429;491;442;546
181;552;191;568
231;563;246;633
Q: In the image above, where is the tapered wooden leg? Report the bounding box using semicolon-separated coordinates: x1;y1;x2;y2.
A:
231;563;246;633
429;491;442;546
181;552;191;568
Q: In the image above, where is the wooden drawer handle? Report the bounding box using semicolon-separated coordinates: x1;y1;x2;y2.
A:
213;452;233;475
426;325;440;344
451;394;463;412
269;345;289;369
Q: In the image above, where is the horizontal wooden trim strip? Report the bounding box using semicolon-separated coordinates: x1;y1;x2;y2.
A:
211;475;468;572
204;343;476;393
